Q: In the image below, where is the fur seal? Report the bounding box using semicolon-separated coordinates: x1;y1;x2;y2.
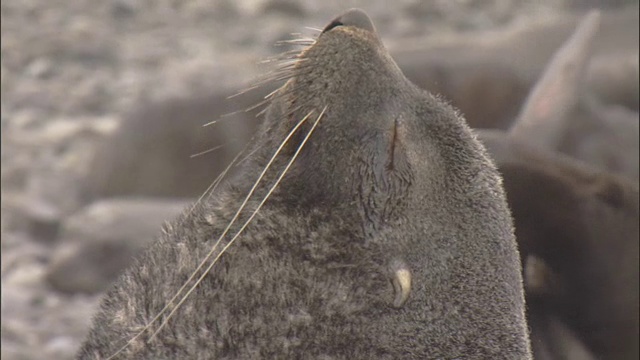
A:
460;9;638;358
476;13;639;357
475;11;639;358
78;9;531;359
480;130;639;360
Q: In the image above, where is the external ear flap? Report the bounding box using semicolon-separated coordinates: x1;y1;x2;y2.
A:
509;10;601;149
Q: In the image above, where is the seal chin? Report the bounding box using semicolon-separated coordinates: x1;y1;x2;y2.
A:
322;8;376;34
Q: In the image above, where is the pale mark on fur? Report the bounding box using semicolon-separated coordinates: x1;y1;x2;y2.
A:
389;258;412;308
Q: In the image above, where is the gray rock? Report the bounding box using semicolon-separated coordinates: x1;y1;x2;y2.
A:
46;198;192;294
261;0;307;17
21;199;62;242
85;90;261;199
587;52;639;111
562;101;639;180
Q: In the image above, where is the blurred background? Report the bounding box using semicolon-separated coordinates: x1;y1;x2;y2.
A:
1;1;638;359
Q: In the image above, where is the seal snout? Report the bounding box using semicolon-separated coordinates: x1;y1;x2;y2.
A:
322;8;376;34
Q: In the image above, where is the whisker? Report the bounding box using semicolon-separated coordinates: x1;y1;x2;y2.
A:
201;150;245;202
228;65;300;99
253;62;315;85
106;39;322;359
202;118;220;127
230;49;313;99
227;84;263;99
147;109;317;341
245;98;275;114
149;106;327;341
275;39;316;46
246;83;317;115
187;150;244;219
210;65;316;125
190;144;229;158
236;142;263;167
104;146;246;360
260;51;307;64
221;83;309;126
202;112;250;127
205;103;267;126
208;79;308;126
263;86;282;101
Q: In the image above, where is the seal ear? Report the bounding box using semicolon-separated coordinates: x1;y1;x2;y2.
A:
509;10;600;149
322;8;376;34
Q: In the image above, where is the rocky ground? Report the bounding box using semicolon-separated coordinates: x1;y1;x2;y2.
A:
0;0;629;359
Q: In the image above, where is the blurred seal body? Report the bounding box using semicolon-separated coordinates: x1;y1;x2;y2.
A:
78;9;531;359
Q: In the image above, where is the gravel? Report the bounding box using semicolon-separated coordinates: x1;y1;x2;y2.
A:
1;0;620;358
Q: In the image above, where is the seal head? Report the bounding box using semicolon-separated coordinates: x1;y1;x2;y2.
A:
78;9;531;359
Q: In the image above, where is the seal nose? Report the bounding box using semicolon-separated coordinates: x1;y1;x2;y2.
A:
322;8;376;34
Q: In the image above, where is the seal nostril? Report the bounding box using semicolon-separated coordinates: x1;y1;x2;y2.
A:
322;19;344;33
322;8;376;34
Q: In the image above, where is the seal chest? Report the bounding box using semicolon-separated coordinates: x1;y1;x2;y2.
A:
78;8;532;359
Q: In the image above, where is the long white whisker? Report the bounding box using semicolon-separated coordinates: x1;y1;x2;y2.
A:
227;85;262;99
146;109;316;340
105;147;245;360
202;119;220;127
149;106;327;341
179;109;313;303
189;144;229;158
106;35;317;358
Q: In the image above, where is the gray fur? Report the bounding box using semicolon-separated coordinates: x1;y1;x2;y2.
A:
78;9;531;359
